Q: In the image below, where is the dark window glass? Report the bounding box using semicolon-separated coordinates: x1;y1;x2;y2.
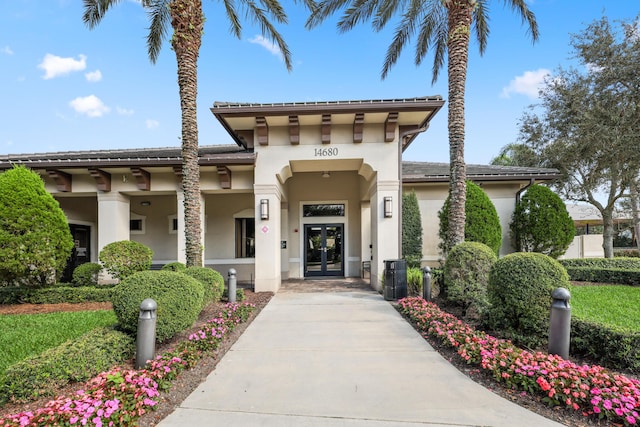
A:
130;219;143;231
303;204;345;217
172;218;178;231
235;218;255;258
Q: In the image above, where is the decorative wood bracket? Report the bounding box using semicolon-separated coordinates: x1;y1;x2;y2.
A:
236;130;254;149
256;117;268;145
353;113;364;143
172;166;183;189
289;115;300;145
217;166;232;189
321;114;331;144
46;169;72;192
88;168;111;192
130;167;151;191
385;112;398;142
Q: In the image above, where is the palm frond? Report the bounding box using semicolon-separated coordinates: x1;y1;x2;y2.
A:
337;0;381;33
83;0;122;29
145;0;170;64
245;0;293;70
381;2;419;80
503;0;539;42
472;0;489;55
223;0;242;39
305;0;352;29
372;0;406;31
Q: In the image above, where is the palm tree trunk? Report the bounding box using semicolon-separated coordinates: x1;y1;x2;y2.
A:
445;4;472;250
170;0;204;267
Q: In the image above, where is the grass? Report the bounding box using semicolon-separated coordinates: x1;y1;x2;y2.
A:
0;310;117;375
569;284;640;331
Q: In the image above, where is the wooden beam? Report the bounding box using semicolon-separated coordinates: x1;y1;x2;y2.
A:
322;114;331;144
130;167;151;191
256;117;268;145
217;166;232;189
353;112;364;143
289;115;300;145
385;112;398;142
88;168;111;192
46;169;72;192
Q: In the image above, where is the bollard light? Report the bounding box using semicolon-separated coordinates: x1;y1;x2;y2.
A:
422;266;432;301
136;298;157;369
228;268;237;303
548;287;571;359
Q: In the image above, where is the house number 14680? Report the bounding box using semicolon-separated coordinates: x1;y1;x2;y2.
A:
314;147;338;157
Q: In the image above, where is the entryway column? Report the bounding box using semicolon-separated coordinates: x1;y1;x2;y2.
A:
97;192;130;281
370;180;401;291
254;186;282;293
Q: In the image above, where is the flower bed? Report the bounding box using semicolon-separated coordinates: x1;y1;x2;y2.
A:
0;302;255;427
398;297;640;426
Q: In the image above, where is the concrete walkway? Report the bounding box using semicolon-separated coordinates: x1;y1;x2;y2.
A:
158;281;563;426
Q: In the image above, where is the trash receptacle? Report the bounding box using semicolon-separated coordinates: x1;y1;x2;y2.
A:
383;259;407;301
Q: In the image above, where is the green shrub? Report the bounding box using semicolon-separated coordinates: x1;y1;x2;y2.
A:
406;267;423;296
110;271;204;342
402;191;423;268
0;166;74;287
99;240;153;280
510;185;575;259
559;258;640;285
223;287;245;302
183;267;224;306
161;262;186;272
23;285;113;304
444;242;497;317
486;252;570;348
72;262;103;287
615;249;640;258
0;327;133;403
438;181;502;256
560;257;640;270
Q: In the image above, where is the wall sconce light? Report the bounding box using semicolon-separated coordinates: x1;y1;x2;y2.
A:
260;199;269;220
384;196;393;218
140;201;151;207
321;171;330;178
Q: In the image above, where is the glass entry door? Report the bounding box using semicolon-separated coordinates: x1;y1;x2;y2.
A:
304;224;343;277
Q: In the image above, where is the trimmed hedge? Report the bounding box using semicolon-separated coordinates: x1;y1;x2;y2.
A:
444;242;497;317
486;252;570;348
72;263;103;287
0;327;134;403
571;318;640;374
183;267;224;306
560;258;640;285
0;285;113;305
161;262;186;272
111;271;204;342
99;240;153;280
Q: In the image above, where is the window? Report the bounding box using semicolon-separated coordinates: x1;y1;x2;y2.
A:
130;213;145;234
168;215;178;234
235;218;255;258
303;204;345;217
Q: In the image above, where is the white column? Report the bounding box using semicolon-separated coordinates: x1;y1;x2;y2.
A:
254;187;282;292
97;192;130;282
370;180;400;291
176;190;186;264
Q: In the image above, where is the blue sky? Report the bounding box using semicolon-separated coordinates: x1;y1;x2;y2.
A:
0;1;636;165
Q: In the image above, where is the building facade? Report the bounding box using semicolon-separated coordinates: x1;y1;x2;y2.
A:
0;97;560;292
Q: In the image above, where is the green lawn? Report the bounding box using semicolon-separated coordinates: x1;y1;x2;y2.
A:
570;285;640;332
0;310;117;375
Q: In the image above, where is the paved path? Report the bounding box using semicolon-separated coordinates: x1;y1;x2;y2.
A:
158;281;563;426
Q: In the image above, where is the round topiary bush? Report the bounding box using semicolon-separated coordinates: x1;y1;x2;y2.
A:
444;241;497;317
99;240;153;280
72;262;103;287
184;266;224;305
485;252;570;348
161;262;186;272
438;181;502;256
110;270;205;342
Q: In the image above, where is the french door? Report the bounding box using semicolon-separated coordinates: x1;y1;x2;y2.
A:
304;224;343;277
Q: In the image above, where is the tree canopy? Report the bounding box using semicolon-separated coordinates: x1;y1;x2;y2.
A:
515;14;640;257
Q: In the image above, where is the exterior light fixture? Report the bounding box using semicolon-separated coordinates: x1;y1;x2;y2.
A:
140;201;151;206
322;171;330;178
384;196;393;218
260;199;269;220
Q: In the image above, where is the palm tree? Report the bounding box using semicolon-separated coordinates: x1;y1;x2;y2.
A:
83;0;312;267
307;0;538;252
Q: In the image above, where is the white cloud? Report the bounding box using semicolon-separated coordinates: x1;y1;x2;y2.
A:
38;54;87;80
85;70;102;82
69;95;110;117
501;68;550;99
145;119;160;129
116;106;134;116
2;46;13;55
248;35;283;60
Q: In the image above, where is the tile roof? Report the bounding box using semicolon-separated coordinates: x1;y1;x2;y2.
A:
212;96;444;110
402;161;561;182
